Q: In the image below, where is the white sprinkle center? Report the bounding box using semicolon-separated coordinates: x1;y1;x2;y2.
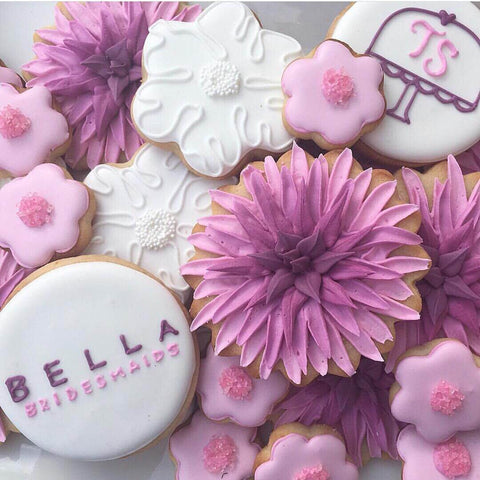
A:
134;209;176;250
200;60;240;97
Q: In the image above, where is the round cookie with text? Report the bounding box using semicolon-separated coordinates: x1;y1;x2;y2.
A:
328;2;480;166
0;256;198;460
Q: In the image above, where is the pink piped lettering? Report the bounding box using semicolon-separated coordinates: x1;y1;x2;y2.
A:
152;350;164;362
167;343;180;357
96;375;107;389
129;361;141;374
81;380;93;395
410;19;445;57
423;38;459;77
142;355;151;367
25;402;37;418
52;392;61;406
65;387;78;401
38;398;50;412
110;367;126;381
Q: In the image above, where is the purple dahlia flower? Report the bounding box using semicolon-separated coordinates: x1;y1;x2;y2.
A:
387;156;480;371
23;2;200;169
181;144;429;384
275;357;399;466
0;248;33;307
457;141;480;175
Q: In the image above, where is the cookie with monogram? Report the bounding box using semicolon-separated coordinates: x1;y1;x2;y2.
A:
328;2;480;166
131;1;302;179
83;144;234;303
0;256;199;460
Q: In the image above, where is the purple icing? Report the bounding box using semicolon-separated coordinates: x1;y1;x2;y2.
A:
366;8;480;124
43;360;68;388
119;334;142;355
84;349;107;371
5;375;29;403
159;320;179;342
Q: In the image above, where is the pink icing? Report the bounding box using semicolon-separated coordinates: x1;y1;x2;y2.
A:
169;411;259;480
0;105;31;139
197;346;289;427
433;439;472;479
0;84;69;177
409;19;446;58
255;433;358;480
321;68;354;105
423;39;459;77
202;434;237;473
17;193;53;228
0;67;22;87
282;40;384;145
219;366;253;400
391;340;480;443
294;465;330;480
430;380;464;416
0;163;89;268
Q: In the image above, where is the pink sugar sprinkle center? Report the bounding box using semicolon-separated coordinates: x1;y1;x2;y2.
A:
431;380;465;416
294;465;330;480
17;193;54;228
0;104;31;139
202;434;237;473
321;68;354;105
219;366;254;400
433;439;472;479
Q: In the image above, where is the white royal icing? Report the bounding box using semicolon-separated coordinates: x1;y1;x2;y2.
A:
83;144;234;303
329;1;480;164
131;1;302;178
0;260;197;461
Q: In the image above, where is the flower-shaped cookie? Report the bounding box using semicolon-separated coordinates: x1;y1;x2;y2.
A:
398;425;480;480
391;340;480;444
0;61;22;87
170;411;259;480
198;345;289;427
132;2;302;178
83;144;233;303
282;40;385;149
182;143;429;384
254;424;358;480
0;84;69;177
0;164;92;268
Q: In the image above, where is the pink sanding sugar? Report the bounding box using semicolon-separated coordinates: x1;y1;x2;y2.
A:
430;380;465;416
294;465;330;480
202;434;238;473
0;104;31;139
17;193;54;227
219;366;254;400
433;439;472;479
321;68;354;105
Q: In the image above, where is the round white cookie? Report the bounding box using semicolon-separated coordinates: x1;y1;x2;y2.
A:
131;1;302;178
0;258;197;461
329;2;480;165
83;144;234;303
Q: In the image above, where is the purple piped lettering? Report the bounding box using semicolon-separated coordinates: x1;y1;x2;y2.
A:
159;320;179;342
84;349;107;371
119;335;142;355
43;360;68;388
110;367;126;381
5;376;29;403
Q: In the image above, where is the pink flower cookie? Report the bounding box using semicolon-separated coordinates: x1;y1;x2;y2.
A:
254;424;359;480
391;340;480;444
0;84;69;177
170;411;259;480
0;163;95;268
197;345;289;427
0;60;22;87
282;40;385;150
398;425;480;480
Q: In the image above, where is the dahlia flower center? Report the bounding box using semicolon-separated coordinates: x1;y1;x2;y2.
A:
294;465;330;480
430;380;465;416
424;245;470;290
433;438;472;479
202;434;238;474
17;193;54;228
0;105;31;139
321;68;354;105
134;209;176;250
219;366;254;400
200;60;240;97
82;39;132;80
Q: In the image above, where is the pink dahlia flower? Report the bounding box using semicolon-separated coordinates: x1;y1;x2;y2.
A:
181;144;429;384
23;2;200;170
387;157;480;371
275;357;399;466
0;248;33;307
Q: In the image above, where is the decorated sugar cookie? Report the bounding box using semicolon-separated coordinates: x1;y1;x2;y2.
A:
282;39;385;150
22;2;201;170
254;424;359;480
398;425;480;480
0;256;198;460
391;340;480;444
83;144;234;303
197;345;289;427
0;164;95;269
182;143;429;384
328;2;480;165
170;410;259;480
0;60;22;87
132;1;302;179
0;84;69;177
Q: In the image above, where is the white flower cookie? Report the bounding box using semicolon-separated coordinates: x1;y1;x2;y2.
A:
83;144;234;303
131;1;302;178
